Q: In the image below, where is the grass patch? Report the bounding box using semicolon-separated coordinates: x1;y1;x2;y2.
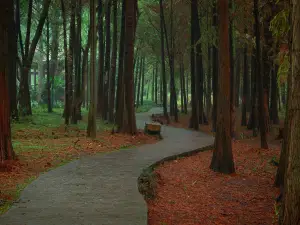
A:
0;176;36;215
136;100;157;113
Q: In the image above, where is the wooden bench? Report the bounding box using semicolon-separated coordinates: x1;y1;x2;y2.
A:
144;122;161;135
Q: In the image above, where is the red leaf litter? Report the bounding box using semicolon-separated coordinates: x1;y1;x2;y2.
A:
147;141;280;225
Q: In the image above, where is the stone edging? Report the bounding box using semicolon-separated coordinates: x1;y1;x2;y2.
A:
137;144;214;200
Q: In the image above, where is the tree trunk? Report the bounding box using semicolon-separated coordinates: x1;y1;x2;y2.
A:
19;0;51;116
108;0;118;123
61;0;70;125
8;2;18;120
141;57;145;106
189;0;199;130
155;62;158;104
270;65;279;124
103;2;111;120
254;0;268;149
282;0;300;222
50;8;60;108
212;3;218;132
206;47;212;119
87;0;97;138
229;0;235;138
159;0;169;122
241;40;248;126
115;0;126;131
235;50;241;108
97;0;104;117
122;0;137;134
0;0;15;162
151;66;155;102
210;0;235;174
46;16;52;113
136;57;142;108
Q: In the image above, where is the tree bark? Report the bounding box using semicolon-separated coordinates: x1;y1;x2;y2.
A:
115;0;126;131
8;1;18;120
97;0;104;117
108;0;118;123
212;3;218;132
0;0;15;162
210;0;235;174
122;0;137;134
141;57;145;106
241;41;248;126
270;65;279;124
254;0;268;149
159;0;169;123
189;0;199;130
103;2;111;120
282;0;300;222
87;0;97;138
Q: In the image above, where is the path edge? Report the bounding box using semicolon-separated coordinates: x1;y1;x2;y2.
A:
137;144;214;200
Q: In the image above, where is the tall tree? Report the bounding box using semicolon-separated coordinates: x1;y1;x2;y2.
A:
108;0;118;123
281;0;300;222
97;0;105;117
87;0;97;138
61;0;70;125
0;0;15;162
8;0;18;120
159;0;169;123
115;0;126;131
46;16;52;113
212;3;219;132
103;2;112;120
19;0;51;116
254;0;268;149
122;0;137;134
210;0;235;174
241;36;249;126
189;0;199;130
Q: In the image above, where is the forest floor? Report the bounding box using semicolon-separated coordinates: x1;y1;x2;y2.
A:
148;111;282;225
0;107;158;214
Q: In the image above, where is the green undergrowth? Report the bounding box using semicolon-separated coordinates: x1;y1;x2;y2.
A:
136;100;157;113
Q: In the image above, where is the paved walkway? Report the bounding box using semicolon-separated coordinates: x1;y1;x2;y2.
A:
0;108;214;225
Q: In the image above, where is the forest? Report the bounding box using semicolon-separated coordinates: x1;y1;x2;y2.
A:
0;0;299;224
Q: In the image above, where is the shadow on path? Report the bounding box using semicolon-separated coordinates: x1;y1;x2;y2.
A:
0;107;214;225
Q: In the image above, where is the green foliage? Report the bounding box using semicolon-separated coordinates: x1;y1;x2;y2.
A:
269;9;290;43
136;100;157;113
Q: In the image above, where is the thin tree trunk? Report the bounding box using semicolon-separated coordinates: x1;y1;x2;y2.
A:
108;0;118;123
270;65;279;124
189;0;199;130
212;3;218;132
46;16;52;113
97;0;104;117
103;2;111;120
141;57;145;106
254;0;268;149
61;0;70;125
87;0;97;138
136;57;142;108
159;0;169;122
241;40;248;126
115;0;126;131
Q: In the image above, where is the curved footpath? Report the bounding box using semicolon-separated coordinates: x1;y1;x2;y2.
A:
0;108;214;225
